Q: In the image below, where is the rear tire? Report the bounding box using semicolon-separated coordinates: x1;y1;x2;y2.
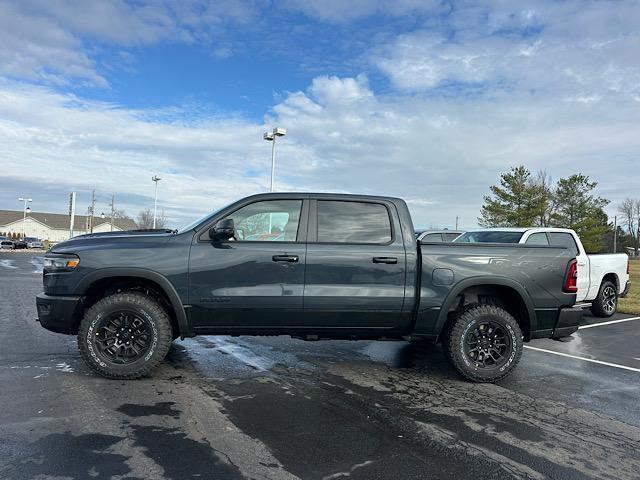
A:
78;292;173;379
443;304;523;383
590;280;618;318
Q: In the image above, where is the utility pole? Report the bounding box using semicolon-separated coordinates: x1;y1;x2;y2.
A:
89;189;96;233
613;215;617;253
109;194;115;232
455;216;459;230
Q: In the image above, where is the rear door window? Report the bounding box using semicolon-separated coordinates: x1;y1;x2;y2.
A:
317;201;392;244
525;232;549;245
454;231;524;243
443;232;462;241
548;232;579;255
420;233;443;242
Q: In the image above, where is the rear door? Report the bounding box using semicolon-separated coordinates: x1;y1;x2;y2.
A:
303;198;407;329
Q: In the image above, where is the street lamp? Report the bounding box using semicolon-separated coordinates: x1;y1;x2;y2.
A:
152;175;161;229
18;197;32;238
263;127;286;192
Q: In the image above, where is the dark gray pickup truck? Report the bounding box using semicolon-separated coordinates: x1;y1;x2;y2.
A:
36;193;582;382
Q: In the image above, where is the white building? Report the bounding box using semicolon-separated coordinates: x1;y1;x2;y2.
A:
0;210;137;242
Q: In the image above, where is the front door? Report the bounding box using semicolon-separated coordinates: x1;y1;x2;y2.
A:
189;198;308;329
303;199;407;329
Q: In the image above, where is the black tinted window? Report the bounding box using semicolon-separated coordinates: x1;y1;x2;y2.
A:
454;231;524;243
548;232;579;255
317;201;391;244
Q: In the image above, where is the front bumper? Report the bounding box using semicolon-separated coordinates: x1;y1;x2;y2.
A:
36;293;82;335
620;281;631;298
551;307;583;339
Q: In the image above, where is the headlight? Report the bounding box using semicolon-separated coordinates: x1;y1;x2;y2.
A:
44;254;80;272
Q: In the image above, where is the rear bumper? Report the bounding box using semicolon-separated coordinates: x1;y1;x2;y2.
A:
551;307;582;338
529;307;583;340
35;293;82;335
620;281;631;298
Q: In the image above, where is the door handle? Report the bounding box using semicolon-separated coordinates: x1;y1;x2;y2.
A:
373;256;397;264
272;254;299;263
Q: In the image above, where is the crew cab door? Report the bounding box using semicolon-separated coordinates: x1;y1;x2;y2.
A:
188;198;308;329
303;198;407;329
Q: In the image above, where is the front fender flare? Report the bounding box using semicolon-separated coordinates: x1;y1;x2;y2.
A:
76;268;192;337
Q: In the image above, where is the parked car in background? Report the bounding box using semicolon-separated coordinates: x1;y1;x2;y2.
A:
25;237;44;249
0;238;14;250
13;237;27;249
455;228;630;317
417;230;465;242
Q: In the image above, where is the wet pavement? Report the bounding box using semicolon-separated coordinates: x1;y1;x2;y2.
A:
1;252;639;479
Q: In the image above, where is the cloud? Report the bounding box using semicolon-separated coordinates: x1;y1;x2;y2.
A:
283;0;444;22
0;0;259;86
373;0;640;102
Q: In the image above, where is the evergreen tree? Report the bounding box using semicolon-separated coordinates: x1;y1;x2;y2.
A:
550;174;609;252
479;166;546;227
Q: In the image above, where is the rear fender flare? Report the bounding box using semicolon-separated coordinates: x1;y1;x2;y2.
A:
434;276;537;337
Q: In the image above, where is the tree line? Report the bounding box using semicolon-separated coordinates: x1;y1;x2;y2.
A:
479;166;639;254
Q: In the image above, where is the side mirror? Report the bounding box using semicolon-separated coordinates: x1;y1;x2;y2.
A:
209;218;235;241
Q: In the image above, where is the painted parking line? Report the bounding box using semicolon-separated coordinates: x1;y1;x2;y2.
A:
524;345;640;373
578;316;640;329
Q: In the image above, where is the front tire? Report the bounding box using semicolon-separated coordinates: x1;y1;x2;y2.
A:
444;304;523;383
590;280;618;318
78;292;173;379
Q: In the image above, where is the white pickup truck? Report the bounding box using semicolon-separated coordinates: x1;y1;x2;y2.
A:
455;228;630;317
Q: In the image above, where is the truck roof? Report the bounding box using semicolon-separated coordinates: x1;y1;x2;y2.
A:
466;227;576;234
240;192;406;203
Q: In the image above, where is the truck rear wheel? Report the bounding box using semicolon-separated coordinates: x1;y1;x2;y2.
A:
590;280;618;318
78;292;173;379
444;304;523;383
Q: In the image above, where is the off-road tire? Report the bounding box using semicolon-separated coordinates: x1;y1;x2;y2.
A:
78;292;173;379
589;280;618;318
444;304;523;383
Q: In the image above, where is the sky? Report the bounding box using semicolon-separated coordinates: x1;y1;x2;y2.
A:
0;0;639;229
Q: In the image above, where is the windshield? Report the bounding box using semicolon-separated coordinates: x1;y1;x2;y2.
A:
454;231;524;243
177;206;226;233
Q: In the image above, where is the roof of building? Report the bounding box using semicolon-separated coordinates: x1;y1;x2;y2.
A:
0;210;137;231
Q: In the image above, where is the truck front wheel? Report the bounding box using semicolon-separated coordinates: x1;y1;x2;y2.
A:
78;292;173;379
590;280;618;318
444;304;523;383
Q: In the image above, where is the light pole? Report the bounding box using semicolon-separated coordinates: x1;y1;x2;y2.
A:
18;197;32;238
152;175;161;229
263;127;287;192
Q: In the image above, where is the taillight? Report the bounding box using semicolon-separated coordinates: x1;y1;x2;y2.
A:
564;259;578;293
627;258;630;275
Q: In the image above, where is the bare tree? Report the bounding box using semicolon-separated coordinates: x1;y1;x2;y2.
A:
618;198;640;256
137;208;167;229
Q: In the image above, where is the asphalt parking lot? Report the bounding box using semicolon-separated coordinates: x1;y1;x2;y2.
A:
1;252;639;480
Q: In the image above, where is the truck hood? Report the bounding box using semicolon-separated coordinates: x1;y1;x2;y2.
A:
50;229;179;253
